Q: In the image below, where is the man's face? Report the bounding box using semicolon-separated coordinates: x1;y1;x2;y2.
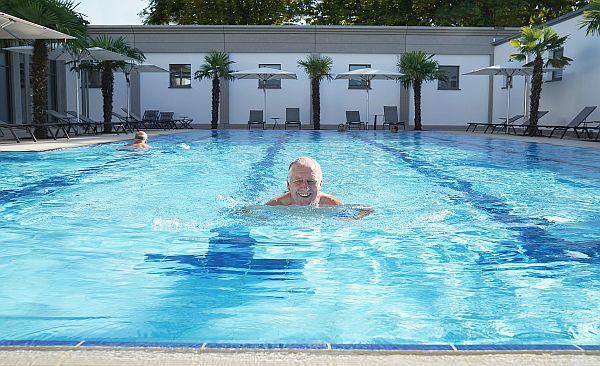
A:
287;163;322;206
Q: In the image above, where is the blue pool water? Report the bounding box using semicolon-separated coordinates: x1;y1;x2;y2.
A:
0;131;599;345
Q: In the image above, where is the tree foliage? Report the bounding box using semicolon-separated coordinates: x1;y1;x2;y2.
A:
141;0;589;26
297;54;333;130
194;51;236;129
581;0;600;35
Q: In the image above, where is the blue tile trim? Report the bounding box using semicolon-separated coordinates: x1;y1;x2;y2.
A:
81;341;201;348
331;344;454;351
204;343;327;349
456;344;580;351
0;340;80;347
579;345;600;351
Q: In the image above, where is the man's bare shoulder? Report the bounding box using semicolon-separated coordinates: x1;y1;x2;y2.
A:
266;192;292;206
319;193;343;206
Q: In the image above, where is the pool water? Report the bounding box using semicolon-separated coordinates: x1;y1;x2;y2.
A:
0;131;599;345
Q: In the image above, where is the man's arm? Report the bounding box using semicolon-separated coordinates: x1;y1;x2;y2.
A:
266;192;292;206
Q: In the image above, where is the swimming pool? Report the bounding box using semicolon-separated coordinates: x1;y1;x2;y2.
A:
0;131;598;346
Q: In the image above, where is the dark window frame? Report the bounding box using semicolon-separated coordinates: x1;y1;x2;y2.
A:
438;65;460;90
169;64;192;88
348;64;371;90
549;48;563;82
258;63;281;89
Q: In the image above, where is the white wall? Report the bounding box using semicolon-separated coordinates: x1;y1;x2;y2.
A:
493;14;600;125
228;53;310;125
412;54;491;126
322;54;400;126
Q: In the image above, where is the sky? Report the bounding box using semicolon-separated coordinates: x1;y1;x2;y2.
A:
76;0;150;25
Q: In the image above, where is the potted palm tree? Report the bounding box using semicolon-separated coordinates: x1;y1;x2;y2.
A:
510;27;571;135
581;0;600;36
194;52;235;130
1;0;87;138
398;51;447;131
297;55;333;130
88;35;145;133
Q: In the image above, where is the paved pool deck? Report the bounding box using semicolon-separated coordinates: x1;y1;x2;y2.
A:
0;128;598;152
0;347;599;366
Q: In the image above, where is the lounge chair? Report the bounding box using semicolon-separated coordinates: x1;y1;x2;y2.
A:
382;106;406;130
346;111;366;130
534;106;597;138
140;110;161;129
508;111;549;135
466;115;523;133
157;112;176;130
111;111;142;132
248;110;265;129
67;112;127;135
0;121;33;143
0;121;69;142
58;110;101;135
284;108;301;130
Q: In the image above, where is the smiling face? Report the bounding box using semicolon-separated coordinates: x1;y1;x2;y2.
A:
287;162;323;206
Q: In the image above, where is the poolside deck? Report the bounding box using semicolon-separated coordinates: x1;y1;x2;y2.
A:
0;128;598;152
0;347;599;366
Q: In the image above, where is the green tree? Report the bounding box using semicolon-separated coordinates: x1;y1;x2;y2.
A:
141;0;300;24
297;54;333;130
0;0;87;138
194;52;235;129
87;36;145;133
510;27;572;135
398;51;447;131
581;0;600;36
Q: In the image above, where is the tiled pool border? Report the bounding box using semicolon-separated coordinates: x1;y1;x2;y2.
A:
1;340;599;353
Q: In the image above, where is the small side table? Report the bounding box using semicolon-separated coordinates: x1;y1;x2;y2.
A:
373;114;384;130
271;117;281;130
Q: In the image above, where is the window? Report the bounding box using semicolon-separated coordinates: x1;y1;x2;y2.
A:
169;64;191;88
550;48;563;81
348;64;370;89
438;66;460;90
85;69;102;88
258;63;281;89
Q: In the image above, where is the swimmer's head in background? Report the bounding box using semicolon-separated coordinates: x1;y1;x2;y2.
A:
287;157;323;206
134;131;148;142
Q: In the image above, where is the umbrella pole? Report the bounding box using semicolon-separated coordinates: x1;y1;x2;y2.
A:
366;87;370;130
126;72;131;119
506;75;511;134
75;62;80;124
263;85;267;123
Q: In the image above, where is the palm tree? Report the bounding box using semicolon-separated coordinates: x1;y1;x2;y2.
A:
581;0;600;36
88;35;145;133
510;27;571;135
1;0;87;138
297;55;333;130
194;52;235;129
398;51;447;131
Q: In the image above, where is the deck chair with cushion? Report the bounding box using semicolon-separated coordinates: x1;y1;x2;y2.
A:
248;110;265;129
346;111;366;130
382;106;406;130
534;106;597;138
284;108;301;129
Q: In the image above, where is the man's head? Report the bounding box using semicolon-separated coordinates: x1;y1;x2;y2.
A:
337;123;347;132
287;157;323;206
134;131;148;143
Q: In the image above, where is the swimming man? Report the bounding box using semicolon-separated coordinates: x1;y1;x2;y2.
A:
124;131;151;149
266;157;342;207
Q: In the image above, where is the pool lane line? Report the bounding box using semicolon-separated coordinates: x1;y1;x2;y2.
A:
360;135;600;262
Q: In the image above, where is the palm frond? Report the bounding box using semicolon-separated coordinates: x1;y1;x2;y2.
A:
297;55;333;81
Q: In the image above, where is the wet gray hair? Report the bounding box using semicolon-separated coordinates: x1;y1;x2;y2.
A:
134;131;148;142
288;156;323;183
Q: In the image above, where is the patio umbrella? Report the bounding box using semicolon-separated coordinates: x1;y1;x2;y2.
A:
464;61;561;133
121;63;168;119
5;45;133;124
231;67;297;121
335;68;403;126
0;12;75;40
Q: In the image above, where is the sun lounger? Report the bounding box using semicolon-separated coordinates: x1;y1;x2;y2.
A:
248;110;265;129
66;113;127;135
0;121;69;142
382;106;405;130
56;110;101;135
346;111;366;130
533;106;597;138
507;111;549;135
466;115;523;133
284;108;301;130
111;112;142;132
0;121;30;143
